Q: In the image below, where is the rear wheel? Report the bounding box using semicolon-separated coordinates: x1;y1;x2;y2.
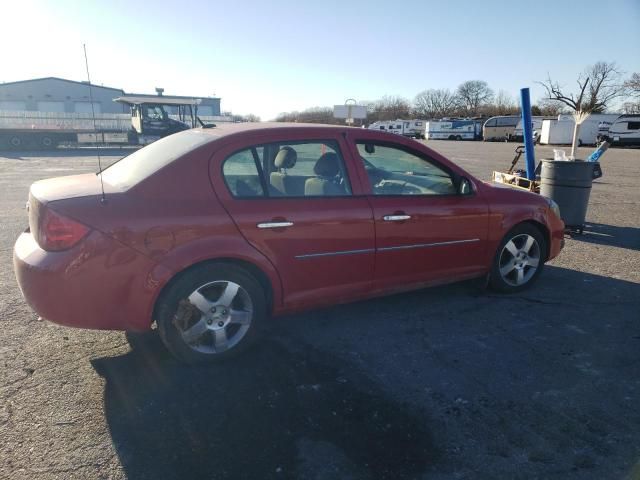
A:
489;224;546;293
156;263;266;363
40;135;56;149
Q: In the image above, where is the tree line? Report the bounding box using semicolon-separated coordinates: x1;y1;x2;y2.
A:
275;62;640;124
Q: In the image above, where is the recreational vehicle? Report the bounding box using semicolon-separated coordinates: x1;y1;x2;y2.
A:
605;114;640;146
513;117;555;141
368;119;426;138
425;120;480;140
482;115;520;141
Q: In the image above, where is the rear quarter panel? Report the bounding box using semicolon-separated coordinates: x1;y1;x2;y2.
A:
50;143;284;322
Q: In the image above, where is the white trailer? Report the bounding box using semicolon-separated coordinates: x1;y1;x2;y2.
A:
606;114;640;146
368;119;425;138
425;120;477;140
539;113;620;146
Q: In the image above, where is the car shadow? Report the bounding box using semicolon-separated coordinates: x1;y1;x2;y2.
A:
92;335;438;480
571;222;640;251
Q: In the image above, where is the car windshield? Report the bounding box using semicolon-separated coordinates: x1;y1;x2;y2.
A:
100;129;213;190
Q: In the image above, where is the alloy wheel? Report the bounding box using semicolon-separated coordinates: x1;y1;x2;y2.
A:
498;234;541;287
174;280;253;354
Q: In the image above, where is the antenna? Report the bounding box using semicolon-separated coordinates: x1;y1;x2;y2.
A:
83;43;107;204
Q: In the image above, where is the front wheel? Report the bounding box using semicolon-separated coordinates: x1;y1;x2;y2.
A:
156;263;267;363
489;224;546;293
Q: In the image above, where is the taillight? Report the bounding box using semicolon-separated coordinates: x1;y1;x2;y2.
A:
37;208;90;251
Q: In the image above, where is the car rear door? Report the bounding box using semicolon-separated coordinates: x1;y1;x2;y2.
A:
345;132;490;291
210;130;375;311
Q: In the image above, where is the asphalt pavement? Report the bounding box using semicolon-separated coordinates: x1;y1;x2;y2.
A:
1;142;639;480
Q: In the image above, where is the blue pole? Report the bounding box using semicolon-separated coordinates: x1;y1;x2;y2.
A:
520;88;536;180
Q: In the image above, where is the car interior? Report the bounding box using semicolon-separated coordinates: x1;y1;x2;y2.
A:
223;141;460;198
223;142;351;198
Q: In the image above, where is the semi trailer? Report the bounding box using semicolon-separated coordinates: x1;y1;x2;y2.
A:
0;95;210;150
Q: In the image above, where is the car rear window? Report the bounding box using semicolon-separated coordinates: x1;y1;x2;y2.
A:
101;129;213;190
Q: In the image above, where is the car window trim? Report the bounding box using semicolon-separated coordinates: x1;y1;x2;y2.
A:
251;146;270;197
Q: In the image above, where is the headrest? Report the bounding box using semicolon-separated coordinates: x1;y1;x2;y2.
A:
274;146;297;169
314;152;340;177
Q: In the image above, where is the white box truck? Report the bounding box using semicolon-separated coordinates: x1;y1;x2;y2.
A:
539;113;620;146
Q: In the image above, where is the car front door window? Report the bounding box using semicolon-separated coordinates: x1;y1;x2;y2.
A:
357;143;457;196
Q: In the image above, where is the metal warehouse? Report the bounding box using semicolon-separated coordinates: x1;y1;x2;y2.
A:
0;77;221;116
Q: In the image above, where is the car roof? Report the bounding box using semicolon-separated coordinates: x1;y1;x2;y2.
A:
201;122;348;135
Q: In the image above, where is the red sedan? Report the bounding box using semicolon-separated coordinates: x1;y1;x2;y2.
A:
14;124;564;362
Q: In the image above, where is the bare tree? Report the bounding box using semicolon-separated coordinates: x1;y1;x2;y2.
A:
228;113;262;122
626;72;640;95
358;96;411;123
370;95;411;121
534;99;565;116
624;73;640;113
495;90;517;114
538;61;626;113
539;61;627;156
456;80;494;116
243;114;261;122
622;102;640;114
413;89;457;118
275;107;341;125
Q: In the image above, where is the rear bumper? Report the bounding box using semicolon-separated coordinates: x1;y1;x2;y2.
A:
13;230;169;332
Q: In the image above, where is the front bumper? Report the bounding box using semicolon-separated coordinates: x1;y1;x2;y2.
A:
547;211;565;261
13;230;166;332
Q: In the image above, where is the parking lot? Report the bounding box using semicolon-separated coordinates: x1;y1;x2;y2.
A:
1;141;639;480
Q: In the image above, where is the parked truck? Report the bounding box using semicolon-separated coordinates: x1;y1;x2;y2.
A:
0;95;211;150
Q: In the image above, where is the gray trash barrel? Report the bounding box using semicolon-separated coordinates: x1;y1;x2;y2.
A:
539;160;595;230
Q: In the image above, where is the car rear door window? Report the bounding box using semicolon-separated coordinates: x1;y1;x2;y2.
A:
222;147;266;198
222;140;352;198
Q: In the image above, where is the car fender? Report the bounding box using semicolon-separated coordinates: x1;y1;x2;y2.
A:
147;234;284;319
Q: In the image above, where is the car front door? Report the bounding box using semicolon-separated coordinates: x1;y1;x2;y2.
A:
346;133;490;291
211;131;375;311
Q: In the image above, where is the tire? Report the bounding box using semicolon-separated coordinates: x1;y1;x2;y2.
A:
156;263;267;363
8;135;22;150
489;224;547;293
40;135;56;149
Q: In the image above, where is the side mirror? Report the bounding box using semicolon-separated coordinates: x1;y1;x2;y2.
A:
459;177;473;195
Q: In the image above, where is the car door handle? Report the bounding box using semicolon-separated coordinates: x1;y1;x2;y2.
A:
257;221;294;229
383;215;411;222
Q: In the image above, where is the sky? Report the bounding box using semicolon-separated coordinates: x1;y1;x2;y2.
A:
1;0;639;120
